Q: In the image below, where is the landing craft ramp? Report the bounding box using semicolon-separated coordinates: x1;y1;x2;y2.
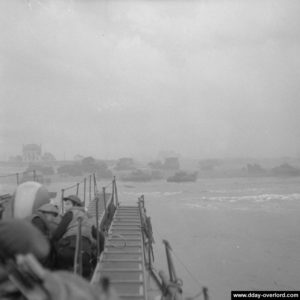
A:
92;204;148;299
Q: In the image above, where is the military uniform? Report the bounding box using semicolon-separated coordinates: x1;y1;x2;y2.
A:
0;219;118;300
27;212;50;237
52;206;93;278
37;203;60;237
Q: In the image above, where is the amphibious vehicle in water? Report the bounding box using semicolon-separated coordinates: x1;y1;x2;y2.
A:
167;171;198;183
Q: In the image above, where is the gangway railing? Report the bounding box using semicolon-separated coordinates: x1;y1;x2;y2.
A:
0;169;40;185
72;176;119;273
60;173;98;214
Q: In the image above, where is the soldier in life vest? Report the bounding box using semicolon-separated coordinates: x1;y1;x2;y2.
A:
37;203;61;237
0;219;119;300
26;203;57;234
26;203;61;269
51;195;93;279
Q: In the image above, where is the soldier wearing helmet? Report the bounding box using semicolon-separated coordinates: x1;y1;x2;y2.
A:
37;203;61;236
24;203;61;269
52;195;93;278
0;219;119;300
25;203;59;238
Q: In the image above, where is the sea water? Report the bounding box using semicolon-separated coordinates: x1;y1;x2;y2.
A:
1;176;300;299
117;177;300;299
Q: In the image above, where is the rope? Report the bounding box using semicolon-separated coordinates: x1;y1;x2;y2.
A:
104;181;112;189
78;177;88;185
0;170;34;178
0;170;37;185
0;173;18;178
170;247;205;289
108;234;127;249
61;174;94;192
63;182;78;191
22;170;36;176
153;226;207;297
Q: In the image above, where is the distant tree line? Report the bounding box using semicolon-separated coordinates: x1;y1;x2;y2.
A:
246;162;300;177
198;159;300;178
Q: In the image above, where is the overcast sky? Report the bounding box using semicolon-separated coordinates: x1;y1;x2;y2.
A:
0;0;300;161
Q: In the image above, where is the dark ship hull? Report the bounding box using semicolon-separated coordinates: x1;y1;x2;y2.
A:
167;171;198;182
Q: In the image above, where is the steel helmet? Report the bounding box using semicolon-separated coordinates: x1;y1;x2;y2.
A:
37;203;59;215
63;195;82;206
13;181;50;219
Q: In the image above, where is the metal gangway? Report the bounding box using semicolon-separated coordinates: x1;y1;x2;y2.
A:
92;204;147;299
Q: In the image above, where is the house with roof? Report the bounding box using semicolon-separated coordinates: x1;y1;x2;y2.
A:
22;144;42;162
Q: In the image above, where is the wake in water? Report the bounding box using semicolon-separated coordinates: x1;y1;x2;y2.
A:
197;193;300;203
183;193;300;213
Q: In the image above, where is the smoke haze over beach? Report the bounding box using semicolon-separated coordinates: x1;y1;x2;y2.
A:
1;0;300;160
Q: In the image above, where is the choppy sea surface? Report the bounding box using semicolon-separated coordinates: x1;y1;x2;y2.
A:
1;176;300;299
117;177;300;299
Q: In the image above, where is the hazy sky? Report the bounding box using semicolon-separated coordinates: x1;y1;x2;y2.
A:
1;0;300;160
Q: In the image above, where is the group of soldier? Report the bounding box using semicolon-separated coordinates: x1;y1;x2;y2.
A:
0;181;116;300
27;193;104;278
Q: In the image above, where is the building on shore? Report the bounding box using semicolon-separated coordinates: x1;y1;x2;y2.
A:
22;144;42;162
